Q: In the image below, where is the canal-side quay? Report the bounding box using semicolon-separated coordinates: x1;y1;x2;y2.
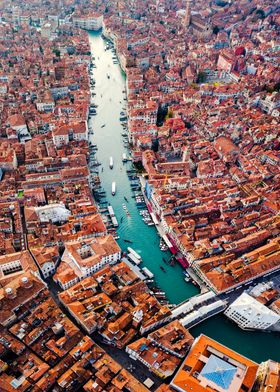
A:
87;31;280;363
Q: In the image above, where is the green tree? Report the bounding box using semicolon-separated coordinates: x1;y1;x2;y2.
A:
274;81;280;92
151;138;159;152
53;49;60;57
156;104;168;126
256;9;265;19
197;71;206;83
165;109;173;120
213;26;219;35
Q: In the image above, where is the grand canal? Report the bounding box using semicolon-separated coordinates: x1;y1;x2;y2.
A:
88;31;280;363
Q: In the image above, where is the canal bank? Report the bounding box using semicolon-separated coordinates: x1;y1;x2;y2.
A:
87;31;280;363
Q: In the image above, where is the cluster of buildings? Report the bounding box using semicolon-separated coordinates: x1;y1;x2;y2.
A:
0;1;163;390
58;264;173;340
0;276;150;391
0;0;279;390
102;0;280;295
0;263;279;390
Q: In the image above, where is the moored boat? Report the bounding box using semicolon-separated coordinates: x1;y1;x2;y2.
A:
127;247;142;262
142;267;154;279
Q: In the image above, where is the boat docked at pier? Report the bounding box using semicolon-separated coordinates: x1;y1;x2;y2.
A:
127;247;142;262
142;267;154;279
159;239;168;251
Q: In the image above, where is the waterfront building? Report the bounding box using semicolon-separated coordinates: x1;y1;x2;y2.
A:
225;292;280;332
73;13;103;31
54;235;121;289
170;334;258;392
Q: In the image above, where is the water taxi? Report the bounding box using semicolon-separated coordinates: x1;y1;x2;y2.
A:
111;181;116;196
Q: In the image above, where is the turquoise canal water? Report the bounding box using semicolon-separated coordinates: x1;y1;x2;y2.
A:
88;32;280;363
88;32;199;306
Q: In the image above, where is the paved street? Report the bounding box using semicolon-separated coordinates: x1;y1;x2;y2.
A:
91;333;164;390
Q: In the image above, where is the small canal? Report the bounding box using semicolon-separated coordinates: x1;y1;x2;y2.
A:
88;31;280;363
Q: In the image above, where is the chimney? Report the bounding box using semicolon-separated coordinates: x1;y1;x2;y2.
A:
5;287;17;299
21;276;33;289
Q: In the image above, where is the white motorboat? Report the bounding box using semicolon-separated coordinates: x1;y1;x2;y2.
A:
112;181;116;196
